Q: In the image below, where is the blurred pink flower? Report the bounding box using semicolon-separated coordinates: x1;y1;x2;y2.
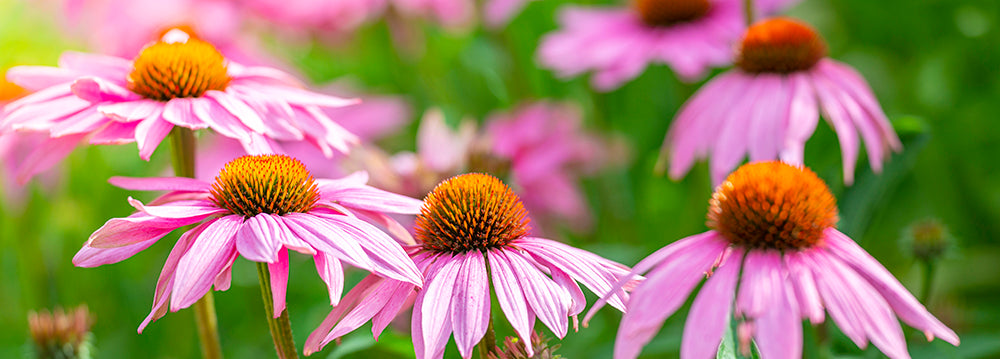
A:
538;0;799;91
392;0;476;30
1;30;358;182
73;154;424;332
483;0;538;28
61;0;277;66
661;18;901;185
485;102;605;231
588;162;958;359
304;173;634;358
240;0;388;34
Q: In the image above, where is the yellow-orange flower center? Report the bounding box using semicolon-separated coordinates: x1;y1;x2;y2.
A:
736;17;827;73
128;37;230;101
416;173;530;253
634;0;711;27
210;155;320;218
707;161;838;250
0;72;26;102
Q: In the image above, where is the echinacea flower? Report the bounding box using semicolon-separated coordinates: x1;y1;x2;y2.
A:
304;173;635;359
661;18;901;185
588;161;959;359
73;154;423;332
538;0;799;91
1;29;358;182
240;0;388;35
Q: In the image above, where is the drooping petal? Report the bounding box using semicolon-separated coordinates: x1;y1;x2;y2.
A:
15;134;86;184
135;117;175;161
126;197;226;220
138;221;207;333
73;236;160;268
235;213;284;263
810;70;860;184
780;72;820;164
784;250;825;324
736;250;783;318
823;229;959;345
488;249;535;356
269;248;290;317
311;214;423;286
504;249;571;338
109;176;211;193
304;275;383;354
753;273;802;359
678;248;743;359
85;212;191;249
171;216;241;310
516;237;631;311
418;254;461;359
450;252;490;358
314;253;345;305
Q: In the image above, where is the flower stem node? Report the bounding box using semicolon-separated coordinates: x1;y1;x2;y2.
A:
210;154;320;218
737;17;827;73
416;173;530;253
708;161;838;250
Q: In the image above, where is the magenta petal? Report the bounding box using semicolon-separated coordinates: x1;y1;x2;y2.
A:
57;52;131;79
824;229;959;345
70;77;137;102
450;252;490;358
419;255;461;359
304;275;383;355
326;278;406;340
213;254;236;292
678;248;743;359
15;134;86;184
138;221;205;333
488;250;534;355
269;249;290;317
4;65;77;91
109;176;211;193
171;216;241;311
203;91;268;134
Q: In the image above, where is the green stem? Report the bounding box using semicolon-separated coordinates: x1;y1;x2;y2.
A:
170;128;223;359
743;0;755;26
920;260;936;304
257;263;299;359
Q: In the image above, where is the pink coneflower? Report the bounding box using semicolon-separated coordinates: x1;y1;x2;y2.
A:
538;0;799;91
588;161;959;359
73;154;423;331
1;29;358;182
661;18;901;185
304;173;634;359
483;0;537;28
241;0;388;35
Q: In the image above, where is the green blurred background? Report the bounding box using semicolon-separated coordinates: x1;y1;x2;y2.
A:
2;0;998;357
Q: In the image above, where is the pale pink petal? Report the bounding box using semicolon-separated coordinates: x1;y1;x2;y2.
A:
57;52;132;79
711;74;765;184
269;248;290;317
824;229;959;345
314;253;345;305
810;70;860;184
73;237;160;268
98;100;163;123
505;250;571;338
326;278;409;340
815;64;891;172
304;275;383;355
4;66;78;91
736;250;783;318
127;197;225;219
418;254;461;359
817;60;901;151
780;72;820;164
450;252;490;358
49;111;110;137
310;214;423;285
753;274;802;359
678;248;743;359
235;214;283;263
747;74;789;162
135;117;174;160
417;109;475;172
15;134;85;184
71;77;137;102
138;221;206;332
171;216;241;310
516;237;631;311
85;212;192;249
203;90;268;134
162;98;210;130
281;213;375;270
616;233;729;358
488;249;535;356
109;176;211;193
213;253;236;291
784;251;825;324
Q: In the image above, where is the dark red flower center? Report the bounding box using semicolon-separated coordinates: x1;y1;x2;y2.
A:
634;0;711;27
736;17;827;73
416;173;530;253
128;32;230;101
707;161;838;250
210;155;320;218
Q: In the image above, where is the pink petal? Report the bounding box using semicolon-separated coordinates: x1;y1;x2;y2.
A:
418;254;461;359
784;251;825;324
780;72;820;164
135;117;174;160
127;197;226;219
15;134;85;184
747;74;789;162
314;253;345;305
269;249;290;317
678;248;743;359
73;236;160;268
450;252;490;358
71;77;137;102
314;214;423;286
517;237;631;312
824;229;959;345
162;98;210;130
203;91;268;134
810;70;860;184
235;214;283;263
281;213;374;269
304;275;383;355
99;100;163;123
815;65;889;172
753;274;802;359
49;111;110;137
488;249;535;356
736;250;783;318
139;221;206;332
171;216;241;310
57;51;132;79
320;185;424;215
4;66;77;91
505;249;571;338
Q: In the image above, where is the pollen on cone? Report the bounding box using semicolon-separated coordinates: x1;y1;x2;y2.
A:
209;154;320;217
416;173;530;253
736;17;827;73
127;36;230;101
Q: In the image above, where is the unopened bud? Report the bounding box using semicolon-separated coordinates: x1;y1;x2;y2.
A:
27;305;94;359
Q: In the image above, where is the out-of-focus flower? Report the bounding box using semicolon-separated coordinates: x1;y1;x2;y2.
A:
661;18;901;185
588;161;959;359
0;71;51;205
60;0;276;66
73;154;423;332
486;331;562;359
902;218;953;263
304;174;635;359
391;0;476;30
240;0;388;35
1;29;358;183
483;0;538;28
538;0;799;91
28;305;95;359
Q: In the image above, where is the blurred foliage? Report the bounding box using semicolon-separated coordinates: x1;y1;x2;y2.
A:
2;0;999;358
